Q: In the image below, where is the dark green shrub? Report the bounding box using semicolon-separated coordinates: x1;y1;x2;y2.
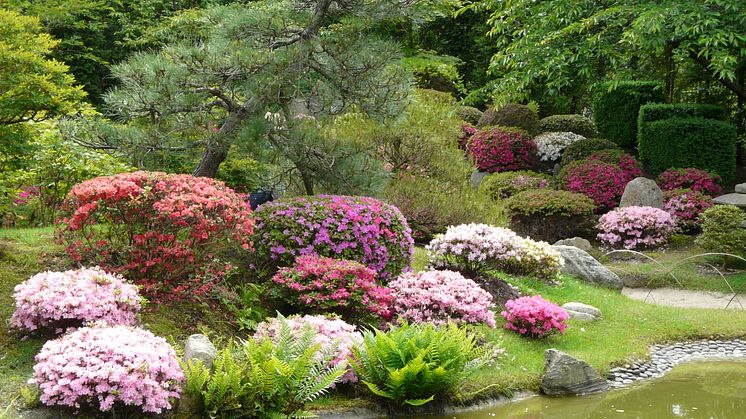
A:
505;189;596;242
638;117;737;181
401;53;465;96
592;81;664;147
638;103;727;125
457;106;483;125
559;138;620;167
695;205;746;262
539;114;599;138
477;103;540;135
478;170;551;200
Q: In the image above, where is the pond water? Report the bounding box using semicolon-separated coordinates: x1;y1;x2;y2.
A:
420;361;746;419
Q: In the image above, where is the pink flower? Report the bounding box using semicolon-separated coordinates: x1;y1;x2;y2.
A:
657;168;721;196
501;295;568;338
597;206;676;250
466;127;538;173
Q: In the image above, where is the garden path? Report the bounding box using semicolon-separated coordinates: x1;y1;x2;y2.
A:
623;287;746;310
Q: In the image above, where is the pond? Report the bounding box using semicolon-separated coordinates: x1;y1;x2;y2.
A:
420;361;746;419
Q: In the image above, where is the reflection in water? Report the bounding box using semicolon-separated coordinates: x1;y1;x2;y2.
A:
417;361;746;419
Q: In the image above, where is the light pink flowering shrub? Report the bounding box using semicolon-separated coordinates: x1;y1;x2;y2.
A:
663;188;714;233
31;325;184;414
11;267;142;334
597;206;676;250
254;314;362;384
389;270;495;327
501;295;568;338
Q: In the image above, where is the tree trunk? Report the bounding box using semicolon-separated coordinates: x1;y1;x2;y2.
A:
192;101;255;177
192;141;229;178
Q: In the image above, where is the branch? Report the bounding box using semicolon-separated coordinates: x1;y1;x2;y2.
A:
193;87;239;111
689;50;746;100
270;0;334;50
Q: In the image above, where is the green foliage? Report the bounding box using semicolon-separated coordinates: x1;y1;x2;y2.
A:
695;205;746;261
478;170;551;200
477;103;540;135
215;156;271;194
456;106;483;125
504;189;596;242
638;117;737;181
350;322;497;408
559;138;620;167
401;52;466;96
184;315;345;418
638;103;728;124
592;81;664;147
539;114;599;138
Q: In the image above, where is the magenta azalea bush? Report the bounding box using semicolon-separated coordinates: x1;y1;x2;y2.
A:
11;267;142;334
586;150;642;181
272;255;393;322
657;168;722;196
32;325;183;413
466;127;538;173
597;206;676;250
254;314;362;384
664;189;714;234
389;270;496;327
558;159;633;211
459;123;478;149
253;195;414;281
501;295;568;338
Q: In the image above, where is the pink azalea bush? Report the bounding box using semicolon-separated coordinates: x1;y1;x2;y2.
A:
586;150;642;181
597;206;676;250
501;295;568;338
389;270;496;327
466;127;538;173
664;188;714;233
272;255;393;323
657;168;722;196
31;325;184;413
253;195;414;281
11;267;142;334
427;223;563;279
254;314;362;384
558;159;633;211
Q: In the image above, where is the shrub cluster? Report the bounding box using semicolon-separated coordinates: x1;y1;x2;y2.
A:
504;189;596;243
586;150;642;180
479;170;551;200
477;103;540;135
597;206;676;250
533;131;586;162
695;205;746;259
656;167;722;196
663;189;714;233
592;81;664;146
501;295;568;338
253;195;413;282
559;138;620;167
558;159;633;211
389;270;496;327
466;127;538;173
539;114;599;138
457;106;483;125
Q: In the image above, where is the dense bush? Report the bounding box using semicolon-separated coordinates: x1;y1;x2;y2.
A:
477;103;540;135
57;172;254;300
597;206;676;250
656;168;722;196
638;117;737;181
272;255;392;323
401;54;465;96
459;123;478;149
695;205;746;259
350;323;496;407
389;270;496;327
457;106;483;125
253;195;413;282
585;150;642;180
559;138;621;167
427;224;563;279
501;296;568;338
638;103;727;126
539;114;599;138
32;325;183;414
664;189;714;234
466;126;538;173
479;170;551;200
534;131;586;162
592;81;664;147
505;189;596;243
11;267;142;334
558;159;632;211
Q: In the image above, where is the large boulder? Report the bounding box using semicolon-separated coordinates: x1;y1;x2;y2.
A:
541;349;610;396
553;245;623;289
184;334;217;369
619;177;663;208
554;237;592;252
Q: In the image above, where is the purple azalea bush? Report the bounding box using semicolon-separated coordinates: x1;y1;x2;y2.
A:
501;295;568;338
597;206;676;250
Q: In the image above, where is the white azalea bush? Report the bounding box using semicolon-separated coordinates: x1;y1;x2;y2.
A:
533;131;585;161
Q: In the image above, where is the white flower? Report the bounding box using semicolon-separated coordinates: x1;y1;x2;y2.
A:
533;131;585;161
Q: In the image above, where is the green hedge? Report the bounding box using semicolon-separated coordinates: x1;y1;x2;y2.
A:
639;117;737;181
592;81;664;147
638;103;727;124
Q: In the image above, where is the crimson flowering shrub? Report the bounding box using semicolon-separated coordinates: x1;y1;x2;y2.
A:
389;270;496;327
32;325;184;414
501;295;568;338
253;195;413;282
558;159;632;211
272;255;393;323
657;168;722;196
466;127;538;173
459;123;478;149
56;171;253;300
586;150;642;180
597;206;676;250
254;314;363;384
11;267;142;334
664;188;714;233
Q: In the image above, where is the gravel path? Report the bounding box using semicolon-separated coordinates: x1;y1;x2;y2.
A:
622;287;746;310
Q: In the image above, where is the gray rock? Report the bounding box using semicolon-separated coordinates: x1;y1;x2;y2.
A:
540;349;610;396
562;302;602;320
471;171;489;188
554;237;592;252
619;177;664;208
712;193;746;208
565;311;597;321
552;245;623;289
735;183;746;194
184;334;217;369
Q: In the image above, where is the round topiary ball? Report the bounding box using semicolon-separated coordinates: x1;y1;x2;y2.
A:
457;106;483;125
539;114;599;138
477;103;540;135
479;170;552;200
505;189;597;243
559;138;620;167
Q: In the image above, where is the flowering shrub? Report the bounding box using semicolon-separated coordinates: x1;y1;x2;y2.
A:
253;195;413;281
501;295;568;338
389;270;495;327
663;189;714;233
56;172;253;300
272;255;392;323
558;159;632;211
459;123;478;149
11;267;142;334
597;206;676;250
427;224;563;279
586;150;642;180
657;168;722;196
466;127;538;173
479;170;551;200
254;314;362;384
533;131;585;161
32;325;183;413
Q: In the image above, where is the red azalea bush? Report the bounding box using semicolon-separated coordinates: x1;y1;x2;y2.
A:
663;188;714;234
466;127;538;173
56;172;254;300
657;168;722;196
272;255;393;323
558;159;632;211
501;295;568;338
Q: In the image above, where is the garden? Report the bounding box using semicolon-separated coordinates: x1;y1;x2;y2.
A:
1;1;746;418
